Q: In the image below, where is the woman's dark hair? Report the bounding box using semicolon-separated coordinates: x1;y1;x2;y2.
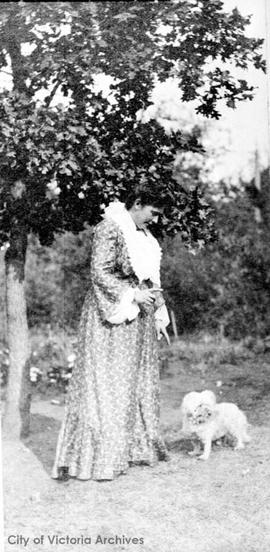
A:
124;184;171;211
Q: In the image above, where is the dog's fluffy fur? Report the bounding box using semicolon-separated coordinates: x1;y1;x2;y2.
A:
181;390;251;460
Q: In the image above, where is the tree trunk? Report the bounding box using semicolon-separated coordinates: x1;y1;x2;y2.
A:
2;5;33;439
3;227;31;439
0;247;8;342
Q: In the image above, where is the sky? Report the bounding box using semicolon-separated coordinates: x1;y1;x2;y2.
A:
0;0;269;184
146;0;269;183
94;1;269;184
207;0;269;182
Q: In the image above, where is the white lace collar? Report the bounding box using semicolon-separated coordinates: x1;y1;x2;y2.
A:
103;201;162;285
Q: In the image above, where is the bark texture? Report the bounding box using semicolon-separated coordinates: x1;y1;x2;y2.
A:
3;229;31;439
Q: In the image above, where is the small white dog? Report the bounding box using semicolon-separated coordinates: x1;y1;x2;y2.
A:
181;390;251;460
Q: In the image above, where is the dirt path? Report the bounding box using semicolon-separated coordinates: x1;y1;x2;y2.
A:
3;342;270;552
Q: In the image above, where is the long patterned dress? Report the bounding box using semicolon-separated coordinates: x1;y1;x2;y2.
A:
51;217;169;481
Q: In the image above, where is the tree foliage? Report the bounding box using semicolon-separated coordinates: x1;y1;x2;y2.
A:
0;1;265;247
23;169;270;339
25;229;93;328
163;169;270;338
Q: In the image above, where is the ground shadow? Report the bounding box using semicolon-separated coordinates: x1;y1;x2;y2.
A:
165;435;234;456
22;413;61;475
166;436;196;454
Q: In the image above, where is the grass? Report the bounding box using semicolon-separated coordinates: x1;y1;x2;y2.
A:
3;333;270;552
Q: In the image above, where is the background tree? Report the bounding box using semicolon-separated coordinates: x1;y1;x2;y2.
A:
22;166;270;341
161;168;270;338
0;1;265;437
25;229;93;329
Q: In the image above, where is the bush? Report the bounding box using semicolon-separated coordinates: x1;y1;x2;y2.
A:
0;326;78;394
25;228;93;329
30;325;77;394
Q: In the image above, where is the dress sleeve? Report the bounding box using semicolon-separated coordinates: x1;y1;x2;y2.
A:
90;220;139;324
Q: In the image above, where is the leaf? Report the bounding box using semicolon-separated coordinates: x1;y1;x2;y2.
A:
113;13;137;21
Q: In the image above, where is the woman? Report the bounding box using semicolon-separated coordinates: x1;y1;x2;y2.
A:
52;186;171;481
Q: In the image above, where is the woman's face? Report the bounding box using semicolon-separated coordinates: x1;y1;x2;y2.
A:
133;201;164;228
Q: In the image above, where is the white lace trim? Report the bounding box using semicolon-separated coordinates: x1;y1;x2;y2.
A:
104;201;162;285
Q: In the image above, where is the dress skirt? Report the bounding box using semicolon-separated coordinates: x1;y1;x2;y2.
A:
51;291;168;481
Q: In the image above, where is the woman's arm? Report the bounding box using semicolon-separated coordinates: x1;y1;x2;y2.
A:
90;220;139;323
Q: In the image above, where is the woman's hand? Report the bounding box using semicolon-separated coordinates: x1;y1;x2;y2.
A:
134;288;157;306
155;320;171;345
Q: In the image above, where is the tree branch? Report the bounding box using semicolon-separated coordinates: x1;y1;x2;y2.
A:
0;69;13;77
44;81;60;107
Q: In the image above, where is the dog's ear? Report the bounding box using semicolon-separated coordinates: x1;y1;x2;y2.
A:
181;392;193;411
200;390;216;406
181;400;191;416
182;391;200;406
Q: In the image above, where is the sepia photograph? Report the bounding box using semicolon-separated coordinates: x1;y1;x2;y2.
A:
0;1;269;551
